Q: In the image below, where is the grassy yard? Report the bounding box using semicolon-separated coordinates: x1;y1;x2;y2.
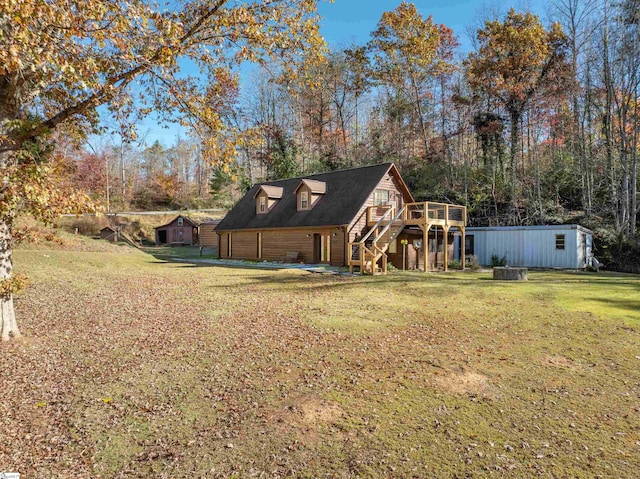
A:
2;243;639;478
141;245;219;262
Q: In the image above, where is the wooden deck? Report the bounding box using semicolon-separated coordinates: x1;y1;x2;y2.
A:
349;202;467;275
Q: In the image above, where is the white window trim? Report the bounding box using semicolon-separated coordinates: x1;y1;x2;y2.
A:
374;189;390;206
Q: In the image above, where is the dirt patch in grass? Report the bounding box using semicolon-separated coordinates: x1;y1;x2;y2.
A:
541;355;581;370
267;393;344;445
433;370;492;396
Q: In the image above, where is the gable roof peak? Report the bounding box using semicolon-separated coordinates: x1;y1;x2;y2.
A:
295;178;327;194
253;185;284;199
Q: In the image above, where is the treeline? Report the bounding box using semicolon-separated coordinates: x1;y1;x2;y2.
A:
71;1;638;255
67;137;217;211
229;1;639;240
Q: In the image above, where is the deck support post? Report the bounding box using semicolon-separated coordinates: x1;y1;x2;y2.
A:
460;226;466;270
421;224;431;272
443;225;450;272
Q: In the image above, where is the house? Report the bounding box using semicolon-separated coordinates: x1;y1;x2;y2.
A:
100;226;119;243
154;215;199;245
215;163;467;274
199;219;221;250
466;225;593;269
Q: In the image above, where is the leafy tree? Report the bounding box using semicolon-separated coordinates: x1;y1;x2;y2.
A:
209;165;234;205
261;127;299;180
467;9;569;219
368;2;457;159
0;0;324;340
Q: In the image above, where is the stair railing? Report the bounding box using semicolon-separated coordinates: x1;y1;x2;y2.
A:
359;206;394;245
371;205;406;249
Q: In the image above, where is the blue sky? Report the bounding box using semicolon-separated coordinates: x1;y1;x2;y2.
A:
317;0;545;52
104;0;546;149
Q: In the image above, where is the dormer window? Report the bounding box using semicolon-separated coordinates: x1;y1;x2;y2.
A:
295;179;326;211
254;185;283;215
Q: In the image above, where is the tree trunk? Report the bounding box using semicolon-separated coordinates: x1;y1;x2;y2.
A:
410;76;430;157
0;219;20;341
509;108;521;223
602;15;620;230
631;87;638;235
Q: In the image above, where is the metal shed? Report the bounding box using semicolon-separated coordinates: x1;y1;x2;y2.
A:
466;225;593;269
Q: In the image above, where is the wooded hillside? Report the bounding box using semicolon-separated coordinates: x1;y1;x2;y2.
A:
64;1;639;269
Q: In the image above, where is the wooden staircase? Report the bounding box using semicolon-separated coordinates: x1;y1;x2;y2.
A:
349;206;406;275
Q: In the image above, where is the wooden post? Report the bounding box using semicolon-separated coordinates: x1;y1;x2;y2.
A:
422;226;427;272
461;227;466;270
401;239;408;271
443;225;449;272
422;224;431;272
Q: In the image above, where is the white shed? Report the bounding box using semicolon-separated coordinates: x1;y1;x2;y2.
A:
466;225;593;269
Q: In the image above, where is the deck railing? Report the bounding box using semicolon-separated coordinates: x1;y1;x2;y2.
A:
370;201;466;226
404;201;467;225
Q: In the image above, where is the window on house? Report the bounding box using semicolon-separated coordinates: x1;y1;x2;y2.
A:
177;217;183;226
555;234;565;250
300;191;309;210
259;195;267;213
374;189;390;206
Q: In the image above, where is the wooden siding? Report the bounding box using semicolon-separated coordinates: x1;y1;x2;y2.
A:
220;227;346;265
348;170;409;242
219;232;229;257
155;226;195;245
330;230;345;266
199;223;218;248
228;231;258;259
262;229;315;263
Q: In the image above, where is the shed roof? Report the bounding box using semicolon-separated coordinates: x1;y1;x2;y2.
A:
154;215;199;230
216;163;412;231
467;224;593;234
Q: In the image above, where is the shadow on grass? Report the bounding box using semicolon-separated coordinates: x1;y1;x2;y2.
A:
140;251;640;296
589;297;640;316
142;245;218;262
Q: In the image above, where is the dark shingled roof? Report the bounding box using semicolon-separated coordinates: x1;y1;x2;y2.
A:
217;163;405;231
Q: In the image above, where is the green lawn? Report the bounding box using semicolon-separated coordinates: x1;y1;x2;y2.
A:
141;245;218;261
2;244;639;478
